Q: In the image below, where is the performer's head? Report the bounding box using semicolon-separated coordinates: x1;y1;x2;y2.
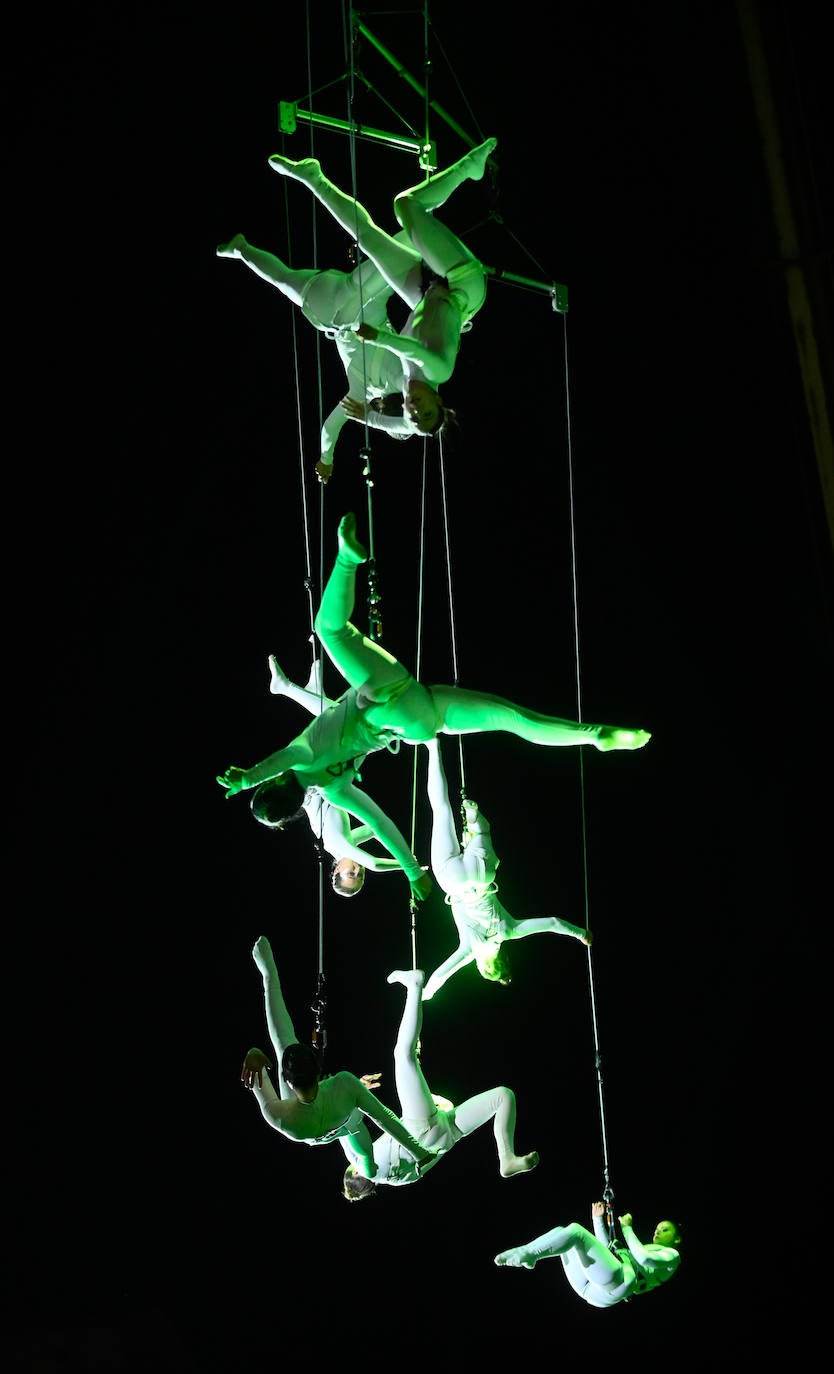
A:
475;941;512;986
403;379;454;437
331;856;366;898
250;774;306;828
652;1219;683;1247
281;1043;321;1098
374;386;456;438
342;1167;378;1202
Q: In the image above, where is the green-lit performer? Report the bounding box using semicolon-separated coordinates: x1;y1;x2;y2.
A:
495;1203;682;1308
241;936;436;1179
256;137;498;482
216;516;651;879
341;966;539;1200
266;652;423;900
420;736;592;998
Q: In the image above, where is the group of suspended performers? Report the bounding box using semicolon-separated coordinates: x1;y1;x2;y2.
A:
216;138;682;1309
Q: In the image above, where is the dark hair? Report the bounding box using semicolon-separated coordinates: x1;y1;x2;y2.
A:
343;1168;378;1203
250;775;306;828
281;1042;322;1091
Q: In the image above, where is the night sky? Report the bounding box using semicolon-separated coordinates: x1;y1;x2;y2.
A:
10;3;832;1367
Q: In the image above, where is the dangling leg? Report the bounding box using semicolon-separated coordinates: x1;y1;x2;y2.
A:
313;513;408;692
429;685;651;752
385;969;435;1121
268;156;424;308
453;1085;539;1178
251;936;299;1100
424;738;469;884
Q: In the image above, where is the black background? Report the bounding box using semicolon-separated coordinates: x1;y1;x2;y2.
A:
8;2;832;1368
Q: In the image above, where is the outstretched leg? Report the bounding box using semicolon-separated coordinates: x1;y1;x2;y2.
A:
386;969;435;1122
424;738;467;881
429;684;651;752
268;156;424;308
216;233;319;306
251;936;299;1100
453;1085;539;1178
314;513;408;693
501;913;592;946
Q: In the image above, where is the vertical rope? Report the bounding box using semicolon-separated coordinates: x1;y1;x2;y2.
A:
561;306;617;1239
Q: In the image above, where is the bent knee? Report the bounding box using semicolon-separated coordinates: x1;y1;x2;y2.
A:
393;190;415;230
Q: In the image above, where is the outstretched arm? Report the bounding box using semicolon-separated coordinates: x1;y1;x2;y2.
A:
354;323;453;387
325;779;433;897
217;737;313;797
337;1124;378;1179
422;942;475;1000
352;1079;435;1165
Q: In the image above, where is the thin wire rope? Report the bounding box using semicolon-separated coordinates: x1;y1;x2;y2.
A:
561;309;617;1238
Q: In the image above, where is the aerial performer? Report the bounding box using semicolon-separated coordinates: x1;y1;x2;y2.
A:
241;936;437;1178
266;651;424;898
494;1202;682;1308
216;137;498;483
216;516;652;870
419;736;592;998
341;964;539;1200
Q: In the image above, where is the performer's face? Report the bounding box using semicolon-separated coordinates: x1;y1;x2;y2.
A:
405;380;442;434
652;1221;679;1245
332;857;365;893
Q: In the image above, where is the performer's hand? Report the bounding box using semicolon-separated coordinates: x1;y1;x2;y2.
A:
340;395;366;420
415;1150;438;1177
591;1201;605;1218
241;1048;272;1090
315;459;333;485
581;928;593;946
360;1072;382;1090
354;322;379;342
410;870;434;901
216;765;248;797
618;1212;633;1228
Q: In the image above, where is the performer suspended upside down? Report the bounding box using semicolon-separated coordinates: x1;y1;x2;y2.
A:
419;736;591;998
242;936;437;1178
494;1202;682;1308
216;514;651;901
217;137;497;484
341;965;539;1200
267;652;421;899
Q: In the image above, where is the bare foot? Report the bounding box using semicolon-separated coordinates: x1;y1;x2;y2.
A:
216;233;247;258
494;1246;537;1269
500;1150;540;1178
387;968;426;990
337;513;368;564
594;726;651;751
